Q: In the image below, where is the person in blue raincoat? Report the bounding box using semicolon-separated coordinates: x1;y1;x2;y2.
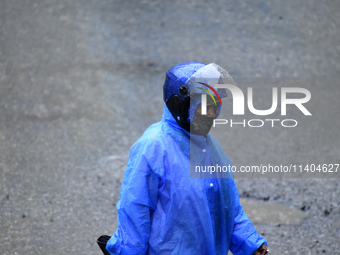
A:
105;62;268;255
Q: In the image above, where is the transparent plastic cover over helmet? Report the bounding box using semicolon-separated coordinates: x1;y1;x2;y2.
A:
186;63;235;104
185;63;235;122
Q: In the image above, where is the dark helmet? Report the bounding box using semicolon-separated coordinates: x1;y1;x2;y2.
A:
163;62;206;132
164;62;232;135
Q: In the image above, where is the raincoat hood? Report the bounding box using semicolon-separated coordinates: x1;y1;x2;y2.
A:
163;62;235;135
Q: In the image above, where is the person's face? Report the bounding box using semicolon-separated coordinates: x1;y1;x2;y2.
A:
195;103;218;117
191;103;218;135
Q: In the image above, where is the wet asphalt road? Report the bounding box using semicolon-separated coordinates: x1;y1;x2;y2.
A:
0;0;339;254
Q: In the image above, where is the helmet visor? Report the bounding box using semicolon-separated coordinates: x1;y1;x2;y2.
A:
186;63;235;106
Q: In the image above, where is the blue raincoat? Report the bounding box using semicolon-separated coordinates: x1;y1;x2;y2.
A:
106;105;266;255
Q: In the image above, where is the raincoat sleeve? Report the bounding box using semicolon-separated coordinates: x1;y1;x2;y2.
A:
106;139;161;255
229;181;267;255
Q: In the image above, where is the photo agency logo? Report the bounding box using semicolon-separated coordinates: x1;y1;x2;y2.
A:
197;82;223;114
200;84;312;128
